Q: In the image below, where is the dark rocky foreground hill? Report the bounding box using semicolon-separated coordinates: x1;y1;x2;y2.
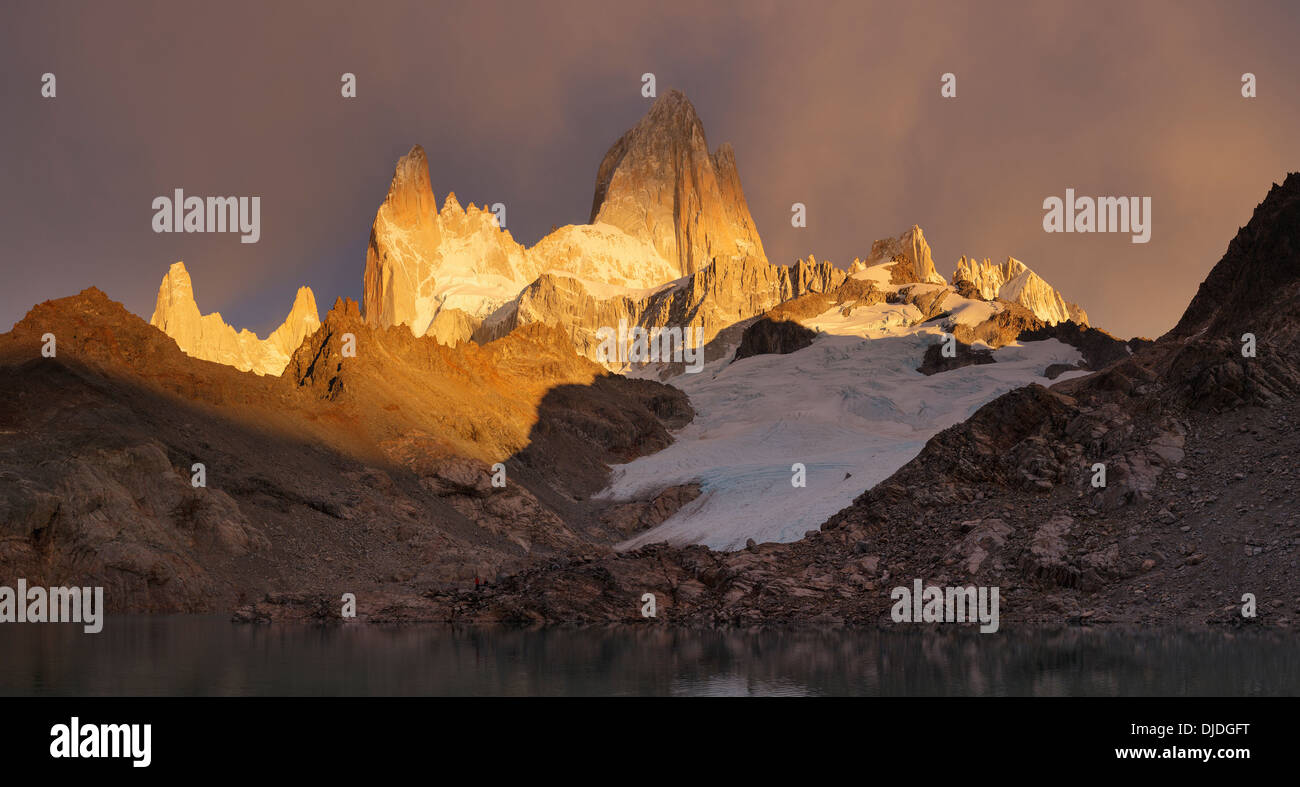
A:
0;290;692;612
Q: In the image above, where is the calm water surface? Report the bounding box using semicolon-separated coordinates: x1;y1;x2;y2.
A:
1;616;1295;696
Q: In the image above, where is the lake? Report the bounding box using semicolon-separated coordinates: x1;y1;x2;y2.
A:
1;617;1295;696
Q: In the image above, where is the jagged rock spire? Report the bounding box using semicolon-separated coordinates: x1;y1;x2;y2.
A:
589;89;767;277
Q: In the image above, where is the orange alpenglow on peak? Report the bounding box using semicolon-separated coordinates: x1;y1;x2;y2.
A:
360;89;769;350
952;255;1088;326
149;261;320;376
588;88;767;277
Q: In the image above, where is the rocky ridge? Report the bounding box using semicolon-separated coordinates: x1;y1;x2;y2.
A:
953;255;1088;326
150;261;320;375
0;288;691;612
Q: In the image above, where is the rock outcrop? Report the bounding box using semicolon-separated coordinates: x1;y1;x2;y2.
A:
1160;173;1300;407
865;225;946;285
488;255;848;368
953;255;1088;326
361;146;549;341
732;317;817;361
1018;321;1149;372
916;339;996;375
359;148;685;344
150;261;319;376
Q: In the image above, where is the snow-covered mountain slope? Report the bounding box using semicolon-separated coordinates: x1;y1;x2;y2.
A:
953;256;1088;326
604;300;1087;550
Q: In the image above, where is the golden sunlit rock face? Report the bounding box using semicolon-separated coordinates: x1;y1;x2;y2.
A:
361;144;545;342
359;144;689;347
589;89;768;277
864;225;946;286
286;296;611;463
953;256;1089;326
149;261;319;376
148;88;804;374
358;90;777;355
149;88;1086;381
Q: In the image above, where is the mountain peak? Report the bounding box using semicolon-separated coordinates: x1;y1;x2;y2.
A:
653;87;692;106
954;256;1027;299
386;145;433;203
151;261;198;327
163;259;193;285
149;263;320;376
952;255;1087;326
286;286;319;327
1169;171;1300;340
866;226;945;285
588;88;766;277
642;88;706;140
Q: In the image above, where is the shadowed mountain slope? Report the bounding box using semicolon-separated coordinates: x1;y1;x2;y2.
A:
0;289;690;613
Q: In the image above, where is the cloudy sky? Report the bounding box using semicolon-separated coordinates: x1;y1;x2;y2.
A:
2;0;1297;338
